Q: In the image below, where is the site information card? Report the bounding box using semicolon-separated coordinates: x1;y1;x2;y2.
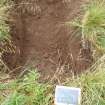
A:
55;86;81;105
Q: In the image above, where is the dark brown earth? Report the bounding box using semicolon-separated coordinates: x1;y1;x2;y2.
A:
3;0;92;82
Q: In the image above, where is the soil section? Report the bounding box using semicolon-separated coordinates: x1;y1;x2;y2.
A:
3;0;92;82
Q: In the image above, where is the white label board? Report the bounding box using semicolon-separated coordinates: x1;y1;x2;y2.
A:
55;86;81;105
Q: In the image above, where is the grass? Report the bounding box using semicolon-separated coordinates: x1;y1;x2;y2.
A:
0;0;11;41
0;64;105;105
0;0;10;55
65;58;105;105
0;0;14;72
70;0;105;54
0;69;52;105
66;1;105;104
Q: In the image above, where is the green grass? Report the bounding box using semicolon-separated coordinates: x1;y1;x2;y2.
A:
1;65;105;105
0;69;52;105
65;57;105;105
67;0;105;105
0;0;11;41
70;0;105;53
0;0;14;73
0;0;11;55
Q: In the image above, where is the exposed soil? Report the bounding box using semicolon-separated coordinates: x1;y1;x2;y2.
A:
3;0;92;82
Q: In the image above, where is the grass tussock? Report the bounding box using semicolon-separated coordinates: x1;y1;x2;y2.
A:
0;0;11;41
71;0;105;53
0;0;15;72
0;69;52;105
66;60;105;105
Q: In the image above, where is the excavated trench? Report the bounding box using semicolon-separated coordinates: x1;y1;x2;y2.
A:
3;0;92;81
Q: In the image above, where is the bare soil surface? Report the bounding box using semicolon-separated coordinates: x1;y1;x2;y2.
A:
3;0;92;82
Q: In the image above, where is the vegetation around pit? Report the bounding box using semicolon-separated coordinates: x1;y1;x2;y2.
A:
1;0;105;105
71;0;105;55
0;69;52;105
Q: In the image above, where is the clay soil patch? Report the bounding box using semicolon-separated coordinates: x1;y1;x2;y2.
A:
3;0;92;82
